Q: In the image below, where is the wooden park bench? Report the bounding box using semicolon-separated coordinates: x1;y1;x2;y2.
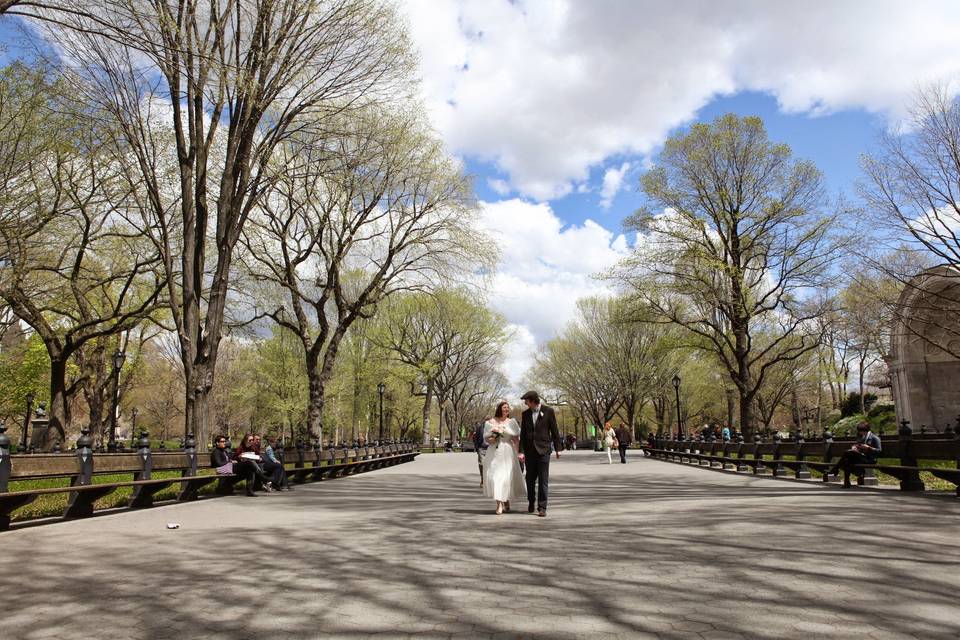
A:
0;426;420;530
641;426;960;497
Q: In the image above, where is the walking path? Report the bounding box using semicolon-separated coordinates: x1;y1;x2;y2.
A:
2;450;959;639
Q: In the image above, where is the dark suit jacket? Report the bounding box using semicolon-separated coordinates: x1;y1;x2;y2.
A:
615;426;632;446
521;404;561;456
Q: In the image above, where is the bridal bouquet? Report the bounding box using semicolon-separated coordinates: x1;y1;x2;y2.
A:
490;425;505;441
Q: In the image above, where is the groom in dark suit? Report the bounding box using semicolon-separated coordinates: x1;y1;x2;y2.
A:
519;390;561;517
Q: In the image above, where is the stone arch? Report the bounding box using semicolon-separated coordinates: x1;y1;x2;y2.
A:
887;265;960;431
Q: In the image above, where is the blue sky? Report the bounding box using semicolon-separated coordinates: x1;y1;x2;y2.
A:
469;90;886;233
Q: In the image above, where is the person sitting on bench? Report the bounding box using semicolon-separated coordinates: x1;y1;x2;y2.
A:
223;434;275;496
262;436;292;491
829;421;882;487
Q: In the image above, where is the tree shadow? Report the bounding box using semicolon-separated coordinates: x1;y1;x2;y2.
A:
1;455;958;639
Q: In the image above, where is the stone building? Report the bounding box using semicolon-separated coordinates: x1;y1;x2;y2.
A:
887;266;960;431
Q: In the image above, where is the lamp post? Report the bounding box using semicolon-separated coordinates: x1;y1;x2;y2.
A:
377;382;386;442
129;407;138;447
107;350;126;453
672;374;683;439
21;392;34;453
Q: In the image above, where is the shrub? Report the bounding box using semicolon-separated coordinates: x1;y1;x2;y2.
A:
841;392;877;417
868;402;894;418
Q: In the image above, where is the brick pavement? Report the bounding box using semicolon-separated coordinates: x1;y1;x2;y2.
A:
1;450;958;639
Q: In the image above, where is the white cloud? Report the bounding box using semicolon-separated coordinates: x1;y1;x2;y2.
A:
599;162;631;209
487;177;511;196
478;198;630;387
401;0;960;200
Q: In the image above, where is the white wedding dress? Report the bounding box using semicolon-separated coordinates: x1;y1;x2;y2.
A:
482;418;526;501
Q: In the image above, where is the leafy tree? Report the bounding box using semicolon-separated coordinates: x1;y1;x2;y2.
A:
613;114;840;435
0;332;50;433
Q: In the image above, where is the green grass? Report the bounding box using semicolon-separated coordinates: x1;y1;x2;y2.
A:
6;470;222;521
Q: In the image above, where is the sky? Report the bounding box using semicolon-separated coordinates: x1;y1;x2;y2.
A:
399;0;960;389
4;1;960;391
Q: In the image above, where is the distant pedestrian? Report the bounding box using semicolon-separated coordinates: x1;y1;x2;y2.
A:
602;422;617;464
721;425;731;442
615;422;632;464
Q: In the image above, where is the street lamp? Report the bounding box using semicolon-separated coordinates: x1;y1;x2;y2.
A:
130;407;139;447
672;374;683;439
377;382;386;442
21;392;34;453
107;351;126;453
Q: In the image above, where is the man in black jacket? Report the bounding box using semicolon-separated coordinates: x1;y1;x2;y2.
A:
519;390;561;518
615;422;633;464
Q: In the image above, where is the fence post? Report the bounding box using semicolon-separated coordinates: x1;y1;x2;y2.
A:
822;429;838;482
753;434;767;474
184;432;198;476
898;420;924;491
771;433;787;476
75;428;94;486
0;425;11;493
129;431;155;507
794;431;811;479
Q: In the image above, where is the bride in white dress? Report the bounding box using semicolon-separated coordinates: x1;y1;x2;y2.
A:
482;400;526;514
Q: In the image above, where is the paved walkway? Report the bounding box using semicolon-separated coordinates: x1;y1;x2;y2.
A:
2;451;959;640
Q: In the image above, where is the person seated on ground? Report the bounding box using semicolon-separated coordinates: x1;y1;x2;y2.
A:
233;432;275;496
263;436;292;491
829;421;882;487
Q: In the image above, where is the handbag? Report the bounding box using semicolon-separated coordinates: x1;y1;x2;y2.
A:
215;461;234;475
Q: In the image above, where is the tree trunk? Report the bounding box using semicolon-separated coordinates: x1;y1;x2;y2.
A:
726;388;735;431
306;359;325;447
858;356;867;414
739;394;754;439
47;355;68;448
421;379;434;446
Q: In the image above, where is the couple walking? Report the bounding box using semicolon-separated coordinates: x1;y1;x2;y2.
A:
481;390;561;517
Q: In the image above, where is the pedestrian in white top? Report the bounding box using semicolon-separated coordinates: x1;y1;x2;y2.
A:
602;422;618;464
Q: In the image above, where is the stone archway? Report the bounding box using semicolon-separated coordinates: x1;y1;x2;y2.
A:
887;266;960;431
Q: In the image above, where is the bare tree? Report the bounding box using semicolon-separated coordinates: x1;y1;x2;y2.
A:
432;301;509;442
376;293;445;444
532;329;622;431
239;107;484;445
29;0;415;447
612;114;840;435
0;63;165;445
859;84;960;357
